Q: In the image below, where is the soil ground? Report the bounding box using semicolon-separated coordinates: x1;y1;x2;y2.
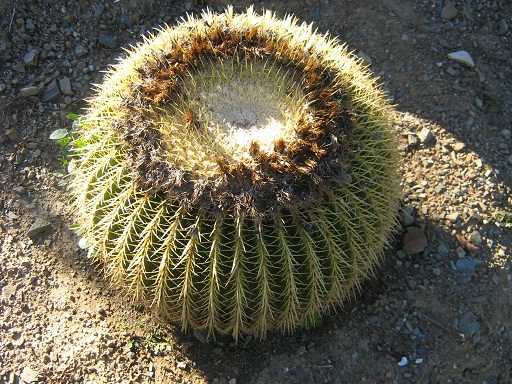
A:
1;0;511;383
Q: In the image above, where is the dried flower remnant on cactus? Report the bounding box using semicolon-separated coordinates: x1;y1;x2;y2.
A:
67;7;400;339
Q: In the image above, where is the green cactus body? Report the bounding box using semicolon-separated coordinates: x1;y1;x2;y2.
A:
68;7;399;339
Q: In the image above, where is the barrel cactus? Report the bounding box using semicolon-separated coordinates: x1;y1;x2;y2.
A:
67;7;399;339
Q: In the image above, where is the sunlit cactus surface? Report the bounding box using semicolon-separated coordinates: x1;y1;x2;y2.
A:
68;7;400;339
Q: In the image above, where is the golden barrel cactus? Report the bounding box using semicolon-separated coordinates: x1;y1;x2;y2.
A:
68;7;399;339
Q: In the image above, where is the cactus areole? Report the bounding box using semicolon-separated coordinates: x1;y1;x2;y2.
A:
68;7;399;339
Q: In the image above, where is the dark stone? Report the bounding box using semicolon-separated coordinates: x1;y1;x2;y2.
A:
40;80;61;103
27;218;52;238
99;33;117;49
455;258;477;275
458;311;481;342
94;4;105;18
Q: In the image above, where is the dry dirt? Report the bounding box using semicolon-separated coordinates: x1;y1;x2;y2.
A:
1;0;511;383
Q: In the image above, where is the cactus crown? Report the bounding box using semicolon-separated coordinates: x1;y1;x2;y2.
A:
68;7;399;339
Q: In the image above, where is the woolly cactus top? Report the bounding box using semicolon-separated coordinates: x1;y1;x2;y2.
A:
69;7;399;339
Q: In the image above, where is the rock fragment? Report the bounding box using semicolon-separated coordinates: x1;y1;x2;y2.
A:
99;33;117;49
455;258;477;275
41;80;61;102
458;311;481;342
417;128;434;144
20;367;38;383
20;85;42;97
403;227;428;254
27;218;52;238
23;49;39;66
498;19;508;35
448;51;475;68
59;77;73;95
440;2;458;20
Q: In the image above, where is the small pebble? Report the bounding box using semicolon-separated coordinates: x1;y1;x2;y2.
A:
440;2;458;20
455;258;477;275
99;33;117;49
417;128;434;144
448;51;475;68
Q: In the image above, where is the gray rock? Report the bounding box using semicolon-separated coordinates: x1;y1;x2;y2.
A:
184;1;194;11
59;77;73;95
455;258;476;275
441;2;458;20
417;128;434;144
13;63;26;73
469;231;482;245
27;218;52;238
498;19;509;35
41;80;61;103
402;205;415;226
6;128;18;141
448;51;475;69
458;311;481;342
449;211;460;222
13;186;26;194
438;242;450;254
438;38;454;49
94;4;105;18
20;85;42;97
407;134;419;147
119;13;134;26
507;155;512;165
25;19;36;30
446;66;458;76
355;51;372;66
501;129;511;140
23;49;39;66
99;33;117;49
21;366;38;383
75;45;88;57
2;285;16;300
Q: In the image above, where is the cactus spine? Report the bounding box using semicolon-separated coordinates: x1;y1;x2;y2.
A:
68;7;400;339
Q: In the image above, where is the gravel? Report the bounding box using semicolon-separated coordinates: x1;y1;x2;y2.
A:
0;0;511;383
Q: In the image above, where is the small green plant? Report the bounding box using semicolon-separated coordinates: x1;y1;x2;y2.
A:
127;326;168;356
50;114;82;186
495;211;512;228
482;92;502;113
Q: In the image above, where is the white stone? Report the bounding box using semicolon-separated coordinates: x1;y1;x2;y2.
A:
448;51;475;68
21;367;38;383
417;128;434;144
398;356;408;367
